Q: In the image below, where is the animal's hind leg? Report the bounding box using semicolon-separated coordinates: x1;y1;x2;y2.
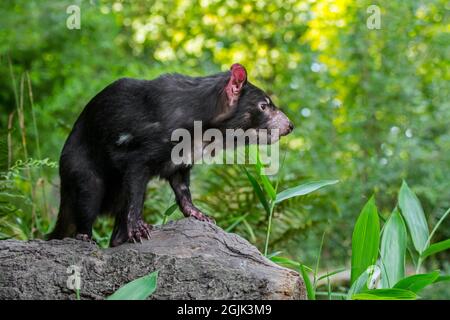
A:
72;171;105;242
110;165;152;247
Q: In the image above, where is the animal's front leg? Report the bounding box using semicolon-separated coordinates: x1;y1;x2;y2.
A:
169;170;215;224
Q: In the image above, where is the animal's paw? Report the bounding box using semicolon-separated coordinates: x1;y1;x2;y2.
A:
188;208;216;224
75;233;97;244
128;220;153;243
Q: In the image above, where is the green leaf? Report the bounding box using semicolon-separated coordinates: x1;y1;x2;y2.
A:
107;271;158;300
300;264;315;300
398;181;429;254
260;174;276;200
270;256;314;272
352;289;417;300
225;213;249;232
161;203;178;224
350;196;380;284
347;269;373;300
243;168;270;216
435;275;450;283
420;239;450;259
317;268;347;281
275;180;339;204
380;209;407;288
242;219;256;243
266;251;283;259
393;271;440;293
163;203;178;217
253;149;276;200
347;269;370;299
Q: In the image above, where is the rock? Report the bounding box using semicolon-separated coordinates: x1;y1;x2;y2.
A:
0;218;306;300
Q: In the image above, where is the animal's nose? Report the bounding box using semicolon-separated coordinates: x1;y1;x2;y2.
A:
287;122;294;133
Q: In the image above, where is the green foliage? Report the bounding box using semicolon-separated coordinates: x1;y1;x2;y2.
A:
272;182;450;300
243;151;338;256
399;181;430;254
161;203;178;225
352;289;417;300
107;271;158;300
275;180;339;204
350;196;380;284
380;209;407;288
300;264;315;300
394;272;440;293
0;158;57;239
0;0;449;299
421;239;450;260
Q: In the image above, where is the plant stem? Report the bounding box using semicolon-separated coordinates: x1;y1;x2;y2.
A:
415;257;422;274
313;231;326;289
425;207;450;249
416;207;450;274
264;201;276;256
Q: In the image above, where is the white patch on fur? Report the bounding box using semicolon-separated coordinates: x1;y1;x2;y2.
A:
116;133;133;145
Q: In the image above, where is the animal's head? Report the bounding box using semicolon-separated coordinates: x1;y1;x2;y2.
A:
214;63;294;143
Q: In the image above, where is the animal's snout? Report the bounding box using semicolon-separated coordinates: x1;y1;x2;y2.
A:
275;110;294;137
287;121;294;134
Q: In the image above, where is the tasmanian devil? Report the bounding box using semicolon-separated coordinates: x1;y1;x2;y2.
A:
48;63;294;246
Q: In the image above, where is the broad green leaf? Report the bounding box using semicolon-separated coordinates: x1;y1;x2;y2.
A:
275;180;339;204
398;181;429;254
107;271;158;300
350;196;380;284
380;209;407;288
420;239;450;259
347;269;370;299
352;288;417;300
300;264;315;300
243;168;270;216
393;271;440;293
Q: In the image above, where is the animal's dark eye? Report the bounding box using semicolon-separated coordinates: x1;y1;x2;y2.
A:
259;102;268;111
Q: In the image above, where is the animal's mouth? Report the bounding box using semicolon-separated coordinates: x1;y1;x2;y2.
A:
265;123;294;144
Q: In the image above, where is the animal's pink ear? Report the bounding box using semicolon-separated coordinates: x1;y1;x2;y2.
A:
225;63;247;106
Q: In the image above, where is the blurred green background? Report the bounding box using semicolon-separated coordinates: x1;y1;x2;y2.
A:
1;0;449;297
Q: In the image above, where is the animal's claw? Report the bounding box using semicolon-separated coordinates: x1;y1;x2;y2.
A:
189;209;216;224
128;220;153;244
75;233;97;244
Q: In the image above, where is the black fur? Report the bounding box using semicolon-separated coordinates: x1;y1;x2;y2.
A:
48;67;293;246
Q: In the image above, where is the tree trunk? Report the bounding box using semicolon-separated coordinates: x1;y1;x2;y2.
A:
0;218;306;300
